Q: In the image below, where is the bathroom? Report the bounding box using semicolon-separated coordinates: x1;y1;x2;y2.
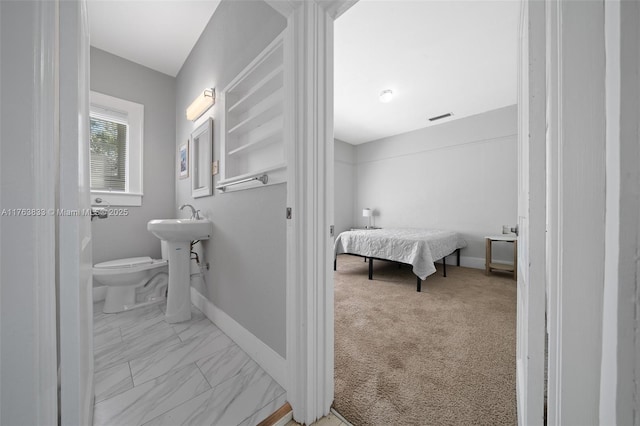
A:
3;0;342;423
89;1;287;424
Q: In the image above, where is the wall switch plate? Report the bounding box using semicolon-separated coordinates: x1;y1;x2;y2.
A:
212;160;219;175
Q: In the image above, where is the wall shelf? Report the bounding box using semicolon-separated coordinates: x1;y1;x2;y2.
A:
228;130;281;157
220;33;286;191
227;98;282;135
228;66;283;114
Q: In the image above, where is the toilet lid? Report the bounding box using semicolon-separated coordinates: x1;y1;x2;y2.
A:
94;256;154;269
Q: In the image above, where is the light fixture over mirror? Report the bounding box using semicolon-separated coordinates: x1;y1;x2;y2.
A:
186;88;215;121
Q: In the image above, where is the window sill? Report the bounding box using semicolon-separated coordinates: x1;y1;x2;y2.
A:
91;191;142;207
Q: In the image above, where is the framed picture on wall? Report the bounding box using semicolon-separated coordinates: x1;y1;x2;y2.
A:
178;141;189;179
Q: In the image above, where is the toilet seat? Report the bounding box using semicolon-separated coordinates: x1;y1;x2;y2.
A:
94;257;168;276
95;256;154;268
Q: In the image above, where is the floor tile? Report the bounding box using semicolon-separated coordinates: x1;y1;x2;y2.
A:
196;344;260;388
93;301;287;426
94;324;122;350
93;304;164;339
172;314;220;342
93;301;109;320
109;304;165;331
94;362;133;404
120;314;177;344
142;368;285;426
94;328;181;373
93;363;210;426
169;305;205;333
129;329;234;386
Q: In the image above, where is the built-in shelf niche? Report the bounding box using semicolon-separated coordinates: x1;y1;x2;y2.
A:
219;33;286;192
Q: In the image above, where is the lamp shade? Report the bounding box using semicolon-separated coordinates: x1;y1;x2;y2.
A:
186;88;215;121
362;208;372;217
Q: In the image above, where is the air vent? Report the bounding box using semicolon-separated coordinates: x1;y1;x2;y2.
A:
428;112;453;122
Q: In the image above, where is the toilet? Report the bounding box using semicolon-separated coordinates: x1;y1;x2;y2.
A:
94;242;169;313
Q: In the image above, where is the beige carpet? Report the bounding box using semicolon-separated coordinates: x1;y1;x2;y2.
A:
333;255;517;425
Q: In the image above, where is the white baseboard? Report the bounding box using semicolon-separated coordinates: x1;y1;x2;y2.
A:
459;256;485;269
93;285;107;302
190;288;287;389
458;256;514;270
435;255;484;269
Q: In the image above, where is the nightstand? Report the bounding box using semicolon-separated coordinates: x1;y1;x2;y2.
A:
485;235;517;280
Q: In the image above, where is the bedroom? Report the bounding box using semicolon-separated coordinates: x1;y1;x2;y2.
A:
331;1;519;424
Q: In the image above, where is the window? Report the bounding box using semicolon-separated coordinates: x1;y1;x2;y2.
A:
89;92;143;206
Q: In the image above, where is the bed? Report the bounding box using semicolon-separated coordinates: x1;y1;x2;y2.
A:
333;228;467;291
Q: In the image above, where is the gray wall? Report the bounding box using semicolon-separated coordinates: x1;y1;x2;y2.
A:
90;48;176;264
349;105;518;264
175;1;287;357
334;139;356;234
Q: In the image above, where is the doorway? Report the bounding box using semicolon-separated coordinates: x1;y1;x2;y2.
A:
330;0;539;424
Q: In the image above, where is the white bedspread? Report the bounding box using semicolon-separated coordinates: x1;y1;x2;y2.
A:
334;228;467;280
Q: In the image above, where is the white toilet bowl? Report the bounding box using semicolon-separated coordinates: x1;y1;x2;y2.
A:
94;256;169;313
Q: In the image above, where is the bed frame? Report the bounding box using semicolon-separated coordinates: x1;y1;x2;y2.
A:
334;248;461;292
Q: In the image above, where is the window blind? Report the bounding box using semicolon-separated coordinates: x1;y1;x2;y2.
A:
89;114;128;192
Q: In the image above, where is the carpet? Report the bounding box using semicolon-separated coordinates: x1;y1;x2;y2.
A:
333;255;517;425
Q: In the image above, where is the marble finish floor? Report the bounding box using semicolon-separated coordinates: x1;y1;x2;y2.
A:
93;300;286;426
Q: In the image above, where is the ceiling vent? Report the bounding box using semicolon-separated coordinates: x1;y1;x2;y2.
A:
428;112;453;122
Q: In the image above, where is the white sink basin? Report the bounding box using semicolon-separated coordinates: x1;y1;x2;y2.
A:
147;219;212;242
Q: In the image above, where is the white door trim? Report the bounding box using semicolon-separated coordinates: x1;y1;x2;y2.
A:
33;1;60;423
265;0;358;423
546;1;607;424
515;1;546;424
600;0;640;423
283;3;334;423
58;1;94;424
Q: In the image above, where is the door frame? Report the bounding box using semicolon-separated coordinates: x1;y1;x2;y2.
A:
269;0;547;424
264;1;357;423
0;1;59;424
516;1;546;424
599;0;640;423
58;0;94;424
20;1;60;423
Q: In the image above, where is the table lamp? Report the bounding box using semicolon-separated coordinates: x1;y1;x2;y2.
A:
362;208;372;229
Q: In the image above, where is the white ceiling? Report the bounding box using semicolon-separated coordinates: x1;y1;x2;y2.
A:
87;0;221;77
87;0;517;144
335;0;519;145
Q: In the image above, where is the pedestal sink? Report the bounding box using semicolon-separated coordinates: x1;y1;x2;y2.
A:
147;219;213;323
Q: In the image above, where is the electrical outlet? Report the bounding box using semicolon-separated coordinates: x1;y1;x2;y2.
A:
212;160;219;175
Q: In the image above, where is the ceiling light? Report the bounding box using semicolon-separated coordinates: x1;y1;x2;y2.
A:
186;88;215;121
379;90;393;103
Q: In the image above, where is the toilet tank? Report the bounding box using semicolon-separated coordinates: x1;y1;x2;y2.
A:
161;240;169;260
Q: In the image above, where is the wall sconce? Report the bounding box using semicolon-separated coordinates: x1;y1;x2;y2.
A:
186;88;215;121
362;208;372;228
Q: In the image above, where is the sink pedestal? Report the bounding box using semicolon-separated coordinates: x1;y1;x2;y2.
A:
164;241;192;323
147;218;212;324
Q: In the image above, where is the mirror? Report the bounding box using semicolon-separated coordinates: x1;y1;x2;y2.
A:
190;118;213;198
